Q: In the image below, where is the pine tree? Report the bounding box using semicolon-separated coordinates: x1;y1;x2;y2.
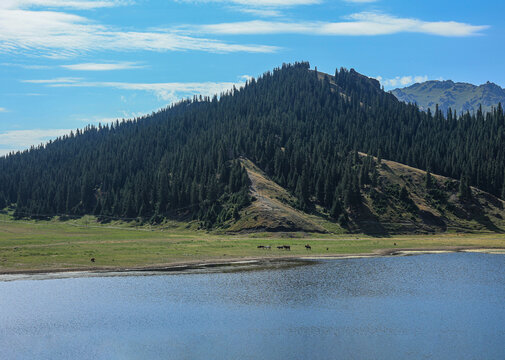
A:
0;191;6;209
425;170;433;189
400;185;409;202
1;62;505;228
330;198;343;219
459;175;472;200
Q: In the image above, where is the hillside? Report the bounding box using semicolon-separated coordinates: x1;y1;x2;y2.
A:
226;159;329;233
362;156;505;234
391;80;505;114
1;62;505;234
224;156;505;235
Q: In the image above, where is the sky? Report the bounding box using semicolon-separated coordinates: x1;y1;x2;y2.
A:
1;0;504;156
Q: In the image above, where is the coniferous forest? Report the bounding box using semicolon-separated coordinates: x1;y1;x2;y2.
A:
0;62;504;228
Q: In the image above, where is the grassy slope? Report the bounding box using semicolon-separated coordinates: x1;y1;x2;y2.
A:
358;156;505;234
226;159;339;233
225;156;505;236
1;213;505;273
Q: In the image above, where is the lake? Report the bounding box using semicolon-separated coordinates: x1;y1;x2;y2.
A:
1;253;505;359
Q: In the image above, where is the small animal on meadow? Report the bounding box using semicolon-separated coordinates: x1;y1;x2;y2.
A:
277;246;284;250
394;243;397;246
265;246;271;250
326;248;329;251
90;258;95;263
257;245;265;249
305;244;312;250
283;245;291;251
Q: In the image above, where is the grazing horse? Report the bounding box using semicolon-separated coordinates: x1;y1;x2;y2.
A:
283;245;291;251
305;244;312;250
394;243;397;246
90;258;95;263
257;245;265;249
277;246;284;250
265;246;271;250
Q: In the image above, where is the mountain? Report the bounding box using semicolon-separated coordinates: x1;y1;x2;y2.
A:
391;80;505;115
1;63;505;234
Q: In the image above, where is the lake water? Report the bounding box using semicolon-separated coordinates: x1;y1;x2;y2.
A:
1;253;505;360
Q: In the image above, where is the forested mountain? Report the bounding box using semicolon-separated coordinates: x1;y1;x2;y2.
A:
1;62;505;232
391;80;505;115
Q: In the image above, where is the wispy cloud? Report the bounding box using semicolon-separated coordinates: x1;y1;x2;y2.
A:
23;77;82;84
22;76;252;103
0;1;131;10
77;111;147;124
177;0;320;6
61;62;143;71
190;12;488;37
0;128;72;156
232;7;282;17
177;0;320;18
376;75;429;88
1;62;51;69
0;4;278;58
344;0;377;3
0;107;8;112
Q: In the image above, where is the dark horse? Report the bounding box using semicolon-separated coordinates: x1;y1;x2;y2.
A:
90;258;95;263
305;244;311;250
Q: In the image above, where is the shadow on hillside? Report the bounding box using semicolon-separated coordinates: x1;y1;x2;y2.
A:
352;203;390;238
419;210;447;232
474;213;504;233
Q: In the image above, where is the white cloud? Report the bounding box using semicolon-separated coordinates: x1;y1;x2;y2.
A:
0;1;130;10
233;7;282;17
190;12;487;37
376;75;428;88
22;76;252;103
0;107;7;112
0;5;278;58
344;0;376;3
1;62;51;69
61;62;143;71
177;0;319;18
0;128;72;156
23;77;82;84
177;0;320;6
77;111;148;124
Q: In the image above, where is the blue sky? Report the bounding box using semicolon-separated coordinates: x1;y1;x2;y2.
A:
0;0;504;155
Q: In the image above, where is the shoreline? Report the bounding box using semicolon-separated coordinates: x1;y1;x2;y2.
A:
2;246;505;281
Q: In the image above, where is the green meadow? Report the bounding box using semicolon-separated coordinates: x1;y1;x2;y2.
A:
1;213;505;273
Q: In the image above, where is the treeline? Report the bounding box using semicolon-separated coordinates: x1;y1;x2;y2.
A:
0;62;504;227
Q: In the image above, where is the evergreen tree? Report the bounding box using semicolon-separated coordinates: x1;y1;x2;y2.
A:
459;175;472;200
400;185;409;202
330;198;343;219
1;62;504;228
425;171;434;189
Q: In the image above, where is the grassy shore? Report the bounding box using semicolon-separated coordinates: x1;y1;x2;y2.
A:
1;214;505;274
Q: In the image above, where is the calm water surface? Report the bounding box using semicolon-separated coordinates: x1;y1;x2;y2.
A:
1;253;505;360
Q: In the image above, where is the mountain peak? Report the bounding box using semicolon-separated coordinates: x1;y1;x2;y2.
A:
391;79;505;114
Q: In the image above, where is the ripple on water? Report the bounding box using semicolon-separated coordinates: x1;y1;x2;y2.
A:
1;253;505;360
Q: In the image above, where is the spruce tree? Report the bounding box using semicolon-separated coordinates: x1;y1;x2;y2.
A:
425;170;433;189
459;175;472;200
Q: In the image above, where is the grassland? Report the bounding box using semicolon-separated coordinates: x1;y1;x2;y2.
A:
1;212;505;274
